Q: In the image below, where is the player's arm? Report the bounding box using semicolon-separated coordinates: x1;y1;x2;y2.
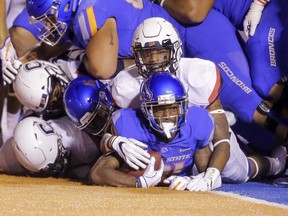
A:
243;0;270;38
83;18;119;79
88;152;163;188
0;0;8;45
206;96;230;173
89;153;137;187
151;0;215;24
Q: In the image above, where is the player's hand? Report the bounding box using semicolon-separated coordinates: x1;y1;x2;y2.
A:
1;37;18;84
111;135;151;170
3;59;22;85
186;167;222;192
163;175;191;190
136;157;164;188
243;0;269;38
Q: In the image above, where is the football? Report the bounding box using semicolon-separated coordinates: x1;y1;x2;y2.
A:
119;150;162;177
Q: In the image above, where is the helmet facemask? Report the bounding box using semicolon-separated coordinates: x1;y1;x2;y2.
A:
78;90;114;136
133;39;178;78
41;77;66;118
142;94;188;139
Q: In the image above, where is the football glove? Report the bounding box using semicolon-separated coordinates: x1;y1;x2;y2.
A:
163;175;191;190
243;0;269;38
1;36;18;84
186;167;222;192
3;59;22;85
136;157;164;188
107;134;151;170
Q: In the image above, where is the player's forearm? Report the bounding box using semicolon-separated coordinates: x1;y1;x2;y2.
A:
207;142;230;172
161;0;215;24
84;18;119;79
0;0;9;46
88;155;137;187
209;113;230;172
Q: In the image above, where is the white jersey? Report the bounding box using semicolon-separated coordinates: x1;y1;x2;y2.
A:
111;58;222;109
6;0;25;28
0;116;101;177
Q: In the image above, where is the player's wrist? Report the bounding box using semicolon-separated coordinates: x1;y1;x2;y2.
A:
102;133;115;150
135;176;145;188
204;167;220;183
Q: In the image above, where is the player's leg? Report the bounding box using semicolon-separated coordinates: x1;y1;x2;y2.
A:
246;0;288;119
221;128;286;183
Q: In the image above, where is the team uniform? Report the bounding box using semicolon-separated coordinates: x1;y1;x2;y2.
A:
112;107;252;183
5;0;25;28
111;58;221;109
14;0;275;124
112;107;214;177
0;116;101;178
212;0;288;110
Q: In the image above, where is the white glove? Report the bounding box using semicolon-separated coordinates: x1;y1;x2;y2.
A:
1;37;18;84
186;167;222;192
3;59;22;85
243;0;269;38
136;157;164;188
108;135;151;170
163;175;191;190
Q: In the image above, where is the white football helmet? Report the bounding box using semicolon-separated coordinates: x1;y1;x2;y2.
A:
12;116;69;176
132;17;183;77
13;60;69;118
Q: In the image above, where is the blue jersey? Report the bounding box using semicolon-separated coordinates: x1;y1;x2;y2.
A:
73;0;184;56
213;0;252;29
213;0;288;97
112;107;214;177
13;8;40;41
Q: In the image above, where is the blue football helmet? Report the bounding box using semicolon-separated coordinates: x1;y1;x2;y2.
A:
63;76;114;135
140;72;188;138
26;0;80;46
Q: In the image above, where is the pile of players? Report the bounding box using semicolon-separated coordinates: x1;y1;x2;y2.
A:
0;0;287;190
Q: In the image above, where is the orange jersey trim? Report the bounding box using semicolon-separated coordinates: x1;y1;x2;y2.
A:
86;7;98;36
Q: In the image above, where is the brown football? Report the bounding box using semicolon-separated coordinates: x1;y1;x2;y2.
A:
119;150;162;177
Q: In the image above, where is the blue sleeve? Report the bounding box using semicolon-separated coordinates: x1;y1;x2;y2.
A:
188;107;214;149
12;8;40;41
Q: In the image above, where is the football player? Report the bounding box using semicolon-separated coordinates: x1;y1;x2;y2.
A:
0;115;101;179
151;0;288;147
90;72;286;190
110;17;230;178
0;0;26;147
11;59;70;119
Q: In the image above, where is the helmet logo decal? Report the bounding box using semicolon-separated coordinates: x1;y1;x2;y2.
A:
158;94;175;104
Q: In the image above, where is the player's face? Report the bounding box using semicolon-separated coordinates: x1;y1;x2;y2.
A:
142;48;170;72
49;81;62;107
153;104;180;123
